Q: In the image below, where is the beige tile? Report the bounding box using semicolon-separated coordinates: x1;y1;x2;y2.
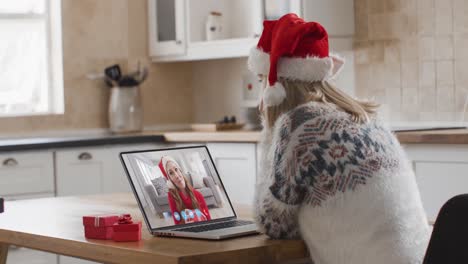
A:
354;44;371;65
417;0;435;36
454;34;468;59
454;0;468;33
369;41;385;62
435;37;454;60
128;0;149;57
437;85;455;112
355;14;369;41
418;37;434;61
401;86;419;110
389;13;409;38
369;14;391;40
384;40;401;64
355;0;369;15
369;62;400;90
436;60;454;86
386;86;402;111
419;111;438;121
355;64;372;90
435;0;454;35
369;0;385;13
401;61;419;88
419;61;436;87
455;60;468;86
386;0;401;12
384;63;402;87
419;85;437;111
62;0;129;59
400;37;419;60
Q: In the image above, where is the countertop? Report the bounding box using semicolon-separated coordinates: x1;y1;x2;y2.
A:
0;133;165;152
1;128;468;152
164;129;468;145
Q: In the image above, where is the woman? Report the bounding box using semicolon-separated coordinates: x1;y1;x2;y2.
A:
249;14;431;263
158;156;211;225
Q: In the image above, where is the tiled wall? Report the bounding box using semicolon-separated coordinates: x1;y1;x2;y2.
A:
354;0;468;122
0;0;193;135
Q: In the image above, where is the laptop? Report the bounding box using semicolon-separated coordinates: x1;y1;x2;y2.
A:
120;145;258;240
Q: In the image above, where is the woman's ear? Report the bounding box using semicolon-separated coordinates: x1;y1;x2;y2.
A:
329;53;345;79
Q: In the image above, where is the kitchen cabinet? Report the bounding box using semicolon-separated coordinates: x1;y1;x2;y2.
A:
148;0;300;61
7;247;57;264
206;143;257;205
56;143;162;197
0;151;54;197
148;0;186;57
404;144;468;221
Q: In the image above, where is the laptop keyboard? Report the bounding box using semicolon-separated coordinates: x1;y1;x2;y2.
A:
174;220;253;233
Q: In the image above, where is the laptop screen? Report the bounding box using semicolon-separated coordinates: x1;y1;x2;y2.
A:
121;146;236;230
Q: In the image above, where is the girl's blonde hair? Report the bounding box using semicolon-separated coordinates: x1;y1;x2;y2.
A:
263;77;379;128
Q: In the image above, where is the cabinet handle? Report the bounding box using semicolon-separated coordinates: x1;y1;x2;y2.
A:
78;152;92;161
2;158;18;167
176;40;182;45
253;33;260;38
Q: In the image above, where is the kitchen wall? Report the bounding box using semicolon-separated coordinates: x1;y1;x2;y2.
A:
354;0;468;122
0;0;193;135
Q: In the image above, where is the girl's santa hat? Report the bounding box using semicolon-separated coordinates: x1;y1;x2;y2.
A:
248;13;345;106
158;156;179;180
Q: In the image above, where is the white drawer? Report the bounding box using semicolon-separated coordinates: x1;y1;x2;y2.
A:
7;246;57;264
0;152;54;196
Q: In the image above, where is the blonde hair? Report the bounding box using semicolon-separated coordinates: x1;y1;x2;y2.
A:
263;78;379;128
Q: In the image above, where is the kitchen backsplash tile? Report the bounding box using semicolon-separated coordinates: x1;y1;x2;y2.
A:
355;0;468;122
435;36;454;60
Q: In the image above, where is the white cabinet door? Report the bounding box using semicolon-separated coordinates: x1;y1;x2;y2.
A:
404;144;468;221
0;151;54;196
7;246;57;264
56;148;107;196
206;143;256;205
56;144;164;196
148;0;186;56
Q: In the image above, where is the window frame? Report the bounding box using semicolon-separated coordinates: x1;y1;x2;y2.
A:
0;0;63;117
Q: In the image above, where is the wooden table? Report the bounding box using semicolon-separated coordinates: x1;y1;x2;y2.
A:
0;193;308;264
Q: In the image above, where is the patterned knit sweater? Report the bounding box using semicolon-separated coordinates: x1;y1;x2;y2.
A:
255;101;430;264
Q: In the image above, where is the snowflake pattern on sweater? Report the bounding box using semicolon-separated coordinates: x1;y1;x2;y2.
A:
269;104;400;207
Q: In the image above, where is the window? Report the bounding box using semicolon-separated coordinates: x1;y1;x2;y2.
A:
0;0;63;116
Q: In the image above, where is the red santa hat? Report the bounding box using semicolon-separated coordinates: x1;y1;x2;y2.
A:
158;156;179;180
248;13;345;106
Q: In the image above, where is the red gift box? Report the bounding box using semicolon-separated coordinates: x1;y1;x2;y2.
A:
113;214;142;242
83;214;119;240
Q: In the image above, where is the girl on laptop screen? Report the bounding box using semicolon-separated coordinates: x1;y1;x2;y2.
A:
159;156;211;225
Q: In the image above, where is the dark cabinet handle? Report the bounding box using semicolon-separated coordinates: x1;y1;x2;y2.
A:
176;40;182;45
78;152;92;161
2;158;18;167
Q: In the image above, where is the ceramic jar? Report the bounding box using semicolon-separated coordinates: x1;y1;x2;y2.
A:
205;11;223;41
